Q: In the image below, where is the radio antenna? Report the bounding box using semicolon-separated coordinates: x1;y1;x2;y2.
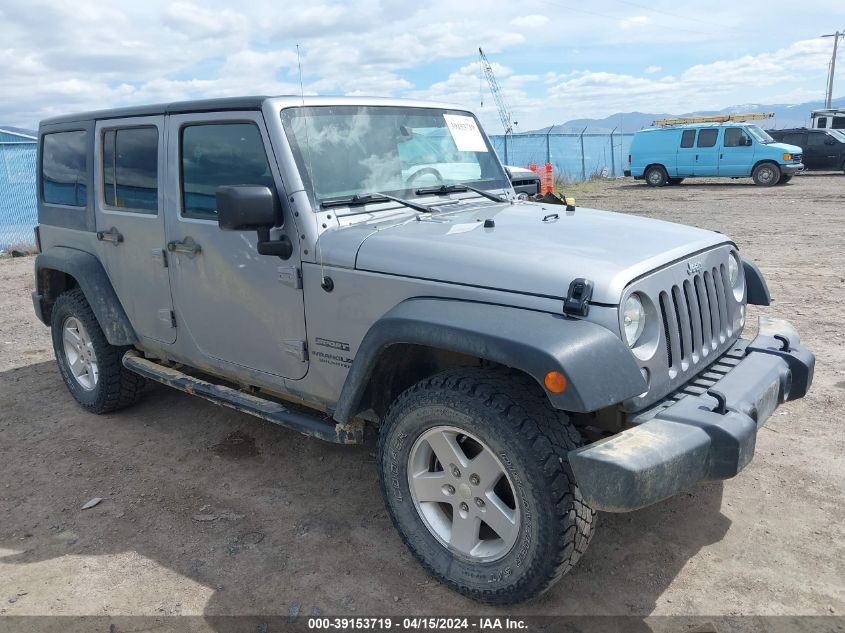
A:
296;44;327;284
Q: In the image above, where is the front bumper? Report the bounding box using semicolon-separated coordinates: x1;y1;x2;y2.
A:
568;317;814;512
781;162;804;175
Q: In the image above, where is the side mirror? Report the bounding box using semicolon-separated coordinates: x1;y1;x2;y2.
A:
216;185;279;231
826;138;837;146
744;137;753;146
216;185;292;259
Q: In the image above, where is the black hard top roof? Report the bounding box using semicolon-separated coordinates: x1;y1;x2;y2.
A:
40;96;280;127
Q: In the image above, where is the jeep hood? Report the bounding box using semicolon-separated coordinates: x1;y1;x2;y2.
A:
332;201;730;305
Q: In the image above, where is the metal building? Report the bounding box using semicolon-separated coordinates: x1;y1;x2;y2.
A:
0;127;37;250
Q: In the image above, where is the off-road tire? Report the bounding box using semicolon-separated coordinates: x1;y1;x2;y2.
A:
644;165;669;187
752;162;780;186
377;368;595;605
51;288;145;414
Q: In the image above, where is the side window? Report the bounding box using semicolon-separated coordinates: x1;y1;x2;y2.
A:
102;126;158;212
42;130;88;206
782;133;804;146
807;133;826;147
680;130;695;148
723;128;750;147
697;129;718;148
832;117;845;130
181;123;274;219
816;117;827;128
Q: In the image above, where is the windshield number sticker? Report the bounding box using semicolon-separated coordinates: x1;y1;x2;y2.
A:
443;115;488;153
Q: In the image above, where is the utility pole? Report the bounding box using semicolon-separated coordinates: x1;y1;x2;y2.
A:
822;31;843;109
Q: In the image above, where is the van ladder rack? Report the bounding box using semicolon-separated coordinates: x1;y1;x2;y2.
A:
653;113;774;126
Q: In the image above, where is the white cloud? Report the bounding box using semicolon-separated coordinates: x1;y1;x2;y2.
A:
619;15;650;29
510;15;549;29
645;65;662;74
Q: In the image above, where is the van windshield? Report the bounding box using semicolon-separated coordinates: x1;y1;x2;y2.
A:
746;125;774;144
280;105;509;209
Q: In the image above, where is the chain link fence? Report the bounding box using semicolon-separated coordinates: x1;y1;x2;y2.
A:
0;139;37;251
490;132;635;182
0;131;636;251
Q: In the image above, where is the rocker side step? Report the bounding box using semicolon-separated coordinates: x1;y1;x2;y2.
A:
122;351;362;444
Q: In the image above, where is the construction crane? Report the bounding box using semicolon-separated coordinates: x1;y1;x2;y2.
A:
652;113;774;126
479;47;517;135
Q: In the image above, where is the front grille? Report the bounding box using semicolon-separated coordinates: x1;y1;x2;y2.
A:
657;264;730;371
793;153;803;163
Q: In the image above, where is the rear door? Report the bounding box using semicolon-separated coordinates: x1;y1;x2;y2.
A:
163;111;308;380
94;116;175;344
718;127;754;176
694;128;719;176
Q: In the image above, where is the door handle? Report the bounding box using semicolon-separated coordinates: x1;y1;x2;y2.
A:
167;237;201;258
96;227;123;244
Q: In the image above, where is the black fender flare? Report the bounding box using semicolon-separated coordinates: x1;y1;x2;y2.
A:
332;298;646;423
742;257;770;306
34;247;137;345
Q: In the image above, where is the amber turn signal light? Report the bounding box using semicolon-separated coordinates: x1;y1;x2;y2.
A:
544;371;567;393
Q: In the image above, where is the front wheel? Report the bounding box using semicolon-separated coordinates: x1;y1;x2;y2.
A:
377;368;595;604
668;177;684;185
778;174;793;184
752;162;780;186
644;165;668;187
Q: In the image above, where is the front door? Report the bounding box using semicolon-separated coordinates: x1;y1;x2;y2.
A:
675;129;697;177
94;117;176;344
163;111;308;380
719;127;754;176
805;132;839;169
694;128;719;176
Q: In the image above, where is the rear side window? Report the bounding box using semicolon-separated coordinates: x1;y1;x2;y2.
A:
782;133;804;146
816;117;827;128
697;129;718;148
102;126;158;212
680;130;695;148
181;123;274;219
833;117;845;130
42;131;88;206
807;133;826;147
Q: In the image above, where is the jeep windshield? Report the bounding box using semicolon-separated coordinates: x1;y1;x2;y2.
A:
280;105;510;211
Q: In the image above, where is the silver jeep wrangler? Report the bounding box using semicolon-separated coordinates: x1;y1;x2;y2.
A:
32;96;815;604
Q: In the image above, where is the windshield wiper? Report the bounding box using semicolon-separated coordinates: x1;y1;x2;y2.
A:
415;183;506;203
320;192;433;214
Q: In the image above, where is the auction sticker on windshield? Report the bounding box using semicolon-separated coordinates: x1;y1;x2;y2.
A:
443;114;488;152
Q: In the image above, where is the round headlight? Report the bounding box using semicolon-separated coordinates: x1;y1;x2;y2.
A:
728;253;740;287
623;294;646;347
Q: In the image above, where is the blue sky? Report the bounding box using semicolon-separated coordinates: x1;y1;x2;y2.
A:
1;0;843;132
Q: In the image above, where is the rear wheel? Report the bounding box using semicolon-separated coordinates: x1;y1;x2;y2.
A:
645;165;668;187
752;162;780;186
377;368;595;604
51;288;145;414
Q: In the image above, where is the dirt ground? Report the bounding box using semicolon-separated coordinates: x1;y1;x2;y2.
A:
0;173;843;627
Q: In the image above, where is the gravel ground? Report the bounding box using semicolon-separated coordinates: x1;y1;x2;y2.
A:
0;173;843;626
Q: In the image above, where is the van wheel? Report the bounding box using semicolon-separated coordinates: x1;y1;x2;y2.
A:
752;163;780;186
645;165;668;187
377;368;595;604
668;177;684;185
777;174;793;184
51;288;146;414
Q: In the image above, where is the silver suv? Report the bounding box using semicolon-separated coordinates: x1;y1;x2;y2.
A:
32;96;814;604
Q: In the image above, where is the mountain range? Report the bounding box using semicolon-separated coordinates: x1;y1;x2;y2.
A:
523;96;845;134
